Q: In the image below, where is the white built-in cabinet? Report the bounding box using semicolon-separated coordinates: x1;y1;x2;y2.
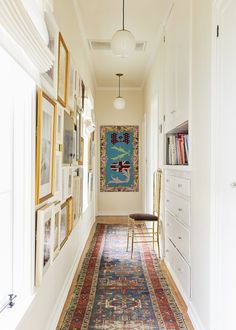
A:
164;0;191;132
163;0;192;304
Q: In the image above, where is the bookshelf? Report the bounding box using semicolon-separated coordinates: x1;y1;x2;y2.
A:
165;121;189;166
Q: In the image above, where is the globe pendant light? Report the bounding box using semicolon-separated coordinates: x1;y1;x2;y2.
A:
111;0;135;57
113;74;125;110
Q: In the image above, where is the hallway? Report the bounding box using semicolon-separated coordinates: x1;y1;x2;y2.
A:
0;0;236;330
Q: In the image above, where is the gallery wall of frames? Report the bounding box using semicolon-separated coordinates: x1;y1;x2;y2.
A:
35;10;95;287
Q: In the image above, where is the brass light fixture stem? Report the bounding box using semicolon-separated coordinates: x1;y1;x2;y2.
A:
116;73;123;97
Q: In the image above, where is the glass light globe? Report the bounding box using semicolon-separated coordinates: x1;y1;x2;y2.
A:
111;29;136;57
113;97;126;110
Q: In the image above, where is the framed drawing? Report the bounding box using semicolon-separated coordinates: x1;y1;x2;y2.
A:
63;111;74;164
56;105;64;146
72;175;80;227
57;32;69;107
53;202;61;259
35;204;54;286
54;151;62;201
76;111;82;162
67;197;73;235
78;137;84;165
41;10;59;98
60;201;68;248
68;167;73;197
36;89;57;205
67;55;76;111
78;167;84;214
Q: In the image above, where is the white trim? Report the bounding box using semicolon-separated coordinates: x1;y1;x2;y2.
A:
0;0;54;72
188;302;206;330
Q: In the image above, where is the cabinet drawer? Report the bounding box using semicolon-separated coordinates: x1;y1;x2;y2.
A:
165;191;190;226
165;211;176;244
165;174;175;190
174;176;190;196
165;239;190;298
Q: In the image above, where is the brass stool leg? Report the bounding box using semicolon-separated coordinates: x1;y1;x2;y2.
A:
152;222;155;250
131;222;135;259
126;218;130;251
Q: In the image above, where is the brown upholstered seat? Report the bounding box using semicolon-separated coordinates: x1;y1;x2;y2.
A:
129;213;158;221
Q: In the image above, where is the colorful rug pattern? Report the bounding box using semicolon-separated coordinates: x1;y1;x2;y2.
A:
59;225;187;330
100;126;139;192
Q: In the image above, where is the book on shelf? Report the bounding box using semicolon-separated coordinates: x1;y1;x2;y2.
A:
167;133;189;165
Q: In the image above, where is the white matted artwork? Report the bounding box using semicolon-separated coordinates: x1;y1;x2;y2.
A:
36;203;54;286
72;174;81;227
60;201;68;248
41;10;59;98
88;171;93;202
67;55;76;111
78;167;84;214
63;111;74;165
53;202;61;259
36;90;56;205
56;105;64;146
54;151;62;201
68;167;73;197
62;166;69;201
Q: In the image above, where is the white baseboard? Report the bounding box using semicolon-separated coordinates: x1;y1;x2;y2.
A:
188;301;206;330
45;218;95;330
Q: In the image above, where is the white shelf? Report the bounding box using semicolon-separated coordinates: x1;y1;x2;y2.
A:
163;165;192;172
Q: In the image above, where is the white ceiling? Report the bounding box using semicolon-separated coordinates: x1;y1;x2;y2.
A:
76;0;172;88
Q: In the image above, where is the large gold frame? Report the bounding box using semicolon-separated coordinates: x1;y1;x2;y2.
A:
57;32;69;107
36;89;57;205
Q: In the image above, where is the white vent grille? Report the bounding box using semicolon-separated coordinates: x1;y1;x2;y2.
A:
88;40;146;52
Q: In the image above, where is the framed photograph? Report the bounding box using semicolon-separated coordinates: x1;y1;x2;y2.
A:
72;175;81;227
88;172;94;202
67;55;76;111
54;151;62;201
56;105;64;146
68;167;73;197
78;167;84;214
78;137;84;165
60;201;68;248
41;10;59;98
63;111;74;165
88;136;92;171
78;78;85;111
57;32;69;107
67;197;73;235
36;89;57;205
53;202;61;259
76;111;82;162
36;204;54;286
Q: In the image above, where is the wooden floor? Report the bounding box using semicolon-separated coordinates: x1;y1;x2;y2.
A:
57;216;194;330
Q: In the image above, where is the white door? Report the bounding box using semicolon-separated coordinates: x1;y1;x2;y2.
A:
214;1;236;328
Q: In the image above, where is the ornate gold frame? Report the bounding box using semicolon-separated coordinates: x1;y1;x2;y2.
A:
36;89;57;205
57;32;69;107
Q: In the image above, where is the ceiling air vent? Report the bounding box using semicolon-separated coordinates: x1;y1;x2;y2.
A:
88;40;146;52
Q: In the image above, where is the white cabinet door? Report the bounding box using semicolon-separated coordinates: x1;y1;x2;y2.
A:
164;0;191;132
214;1;236;329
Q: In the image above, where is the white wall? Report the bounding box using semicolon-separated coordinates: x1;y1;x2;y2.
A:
96;89;143;216
144;0;213;329
16;1;96;329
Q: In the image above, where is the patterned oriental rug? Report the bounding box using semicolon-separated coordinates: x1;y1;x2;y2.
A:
58;225;188;330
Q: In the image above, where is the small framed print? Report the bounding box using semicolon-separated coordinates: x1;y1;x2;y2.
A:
57;32;69;107
78;167;84;214
56;105;64;146
68;167;73;197
60;201;68;248
54;151;62;201
53;202;61;259
76;111;82;162
36;204;54;286
78;137;84;165
67;55;76;111
63;111;74;165
67;197;73;235
41;10;59;98
36;89;57;205
72;175;81;227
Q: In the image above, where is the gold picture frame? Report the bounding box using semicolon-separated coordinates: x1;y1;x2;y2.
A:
36;89;57;205
57;32;69;107
78;137;84;165
67;196;73;235
60;201;68;248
